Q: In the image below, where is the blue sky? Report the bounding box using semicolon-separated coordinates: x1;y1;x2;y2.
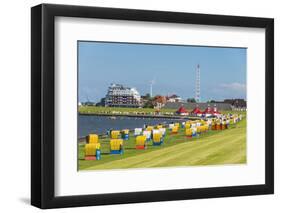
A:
78;41;246;103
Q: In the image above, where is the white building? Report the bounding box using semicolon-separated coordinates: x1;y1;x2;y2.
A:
167;95;183;103
105;83;141;107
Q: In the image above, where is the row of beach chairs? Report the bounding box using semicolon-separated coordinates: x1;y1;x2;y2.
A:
84;114;243;160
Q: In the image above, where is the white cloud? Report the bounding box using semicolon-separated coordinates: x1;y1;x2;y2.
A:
220;82;246;91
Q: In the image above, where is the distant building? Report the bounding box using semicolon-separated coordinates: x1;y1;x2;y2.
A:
153;95;167;108
105;83;141;107
203;104;221;117
164;102;233;111
176;106;189;115
191;106;203;116
82;101;96;106
166;94;182;103
223;99;247;109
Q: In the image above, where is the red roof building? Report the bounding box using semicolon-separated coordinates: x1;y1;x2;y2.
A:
191;107;202;114
203;105;213;114
212;106;221;115
176;106;189;115
202;105;221;116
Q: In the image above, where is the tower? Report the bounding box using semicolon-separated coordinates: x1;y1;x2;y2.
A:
195;64;201;102
149;80;155;98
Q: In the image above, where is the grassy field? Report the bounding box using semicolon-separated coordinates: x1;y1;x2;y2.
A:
79;106;176;114
78;116;246;170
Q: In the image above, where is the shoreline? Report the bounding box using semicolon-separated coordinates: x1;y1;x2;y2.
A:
79;112;201;120
78;115;201;142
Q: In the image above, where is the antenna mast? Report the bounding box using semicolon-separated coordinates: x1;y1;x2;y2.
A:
150;80;154;98
195;64;201;102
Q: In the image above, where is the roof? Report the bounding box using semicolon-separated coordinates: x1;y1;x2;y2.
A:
212;106;221;114
203;106;213;114
164;102;233;111
191;107;202;114
176;106;188;114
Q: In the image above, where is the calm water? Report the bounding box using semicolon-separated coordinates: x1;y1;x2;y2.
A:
78;115;186;138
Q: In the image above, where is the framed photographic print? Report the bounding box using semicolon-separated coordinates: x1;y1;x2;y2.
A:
31;4;274;209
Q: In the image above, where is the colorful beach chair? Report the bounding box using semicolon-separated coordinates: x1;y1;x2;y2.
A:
185;128;192;137
156;125;163;129
135;135;147;149
153;132;163;146
196;126;202;134
159;128;166;137
143;130;152;141
171;125;179;134
110;139;124;154
168;123;175;130
191;127;197;137
86;134;98;144
121;129;129;140
134;128;142;136
185;122;191;129
111;130;120;139
84;143;101;160
146;126;154;131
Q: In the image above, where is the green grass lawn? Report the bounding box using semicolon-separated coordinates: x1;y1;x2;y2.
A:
78;117;246;170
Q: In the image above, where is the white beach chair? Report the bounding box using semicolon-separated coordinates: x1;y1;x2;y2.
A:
159;128;166;136
143;130;151;141
168;123;175;130
134;128;142;136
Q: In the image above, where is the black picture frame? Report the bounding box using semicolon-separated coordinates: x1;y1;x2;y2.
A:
31;3;274;209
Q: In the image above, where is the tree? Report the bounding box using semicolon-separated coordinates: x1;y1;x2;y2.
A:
143;99;154;108
187;98;196;103
207;100;216;103
143;93;151;100
96;98;106;106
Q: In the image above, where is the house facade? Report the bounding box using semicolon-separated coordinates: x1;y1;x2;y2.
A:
105;83;141;107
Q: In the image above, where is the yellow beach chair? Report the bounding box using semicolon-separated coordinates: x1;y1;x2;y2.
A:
153;132;163;145
185;128;192;137
111;130;120;139
136;135;147;149
146;126;154;131
110;139;124;154
85;143;101;160
86;134;98;144
171;126;179;134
